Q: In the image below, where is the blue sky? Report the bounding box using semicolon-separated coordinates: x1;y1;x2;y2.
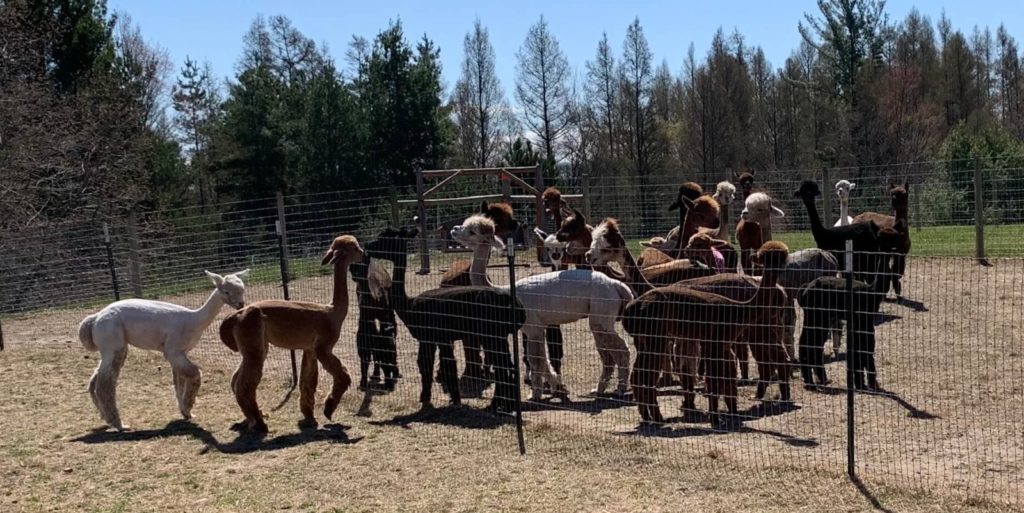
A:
110;0;1022;94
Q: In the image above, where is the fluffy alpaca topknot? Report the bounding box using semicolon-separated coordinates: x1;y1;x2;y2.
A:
714;182;736;205
486;201;513;217
542;187;562;203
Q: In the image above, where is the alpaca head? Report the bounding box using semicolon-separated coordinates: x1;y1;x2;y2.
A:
835;180;856;202
681;232;716;266
533;227;568;268
586;218;627;266
793;180;822;200
321;235;365;267
751;240;790;274
713;181;736;206
668;182;704;211
681;195;722;231
365;226;420;262
205;269;249;309
451;214;506;253
740;192;785;223
639;236;669;250
478;201;520;236
542;187;569;219
889;181;909;211
555;207;589;243
737;171;755;198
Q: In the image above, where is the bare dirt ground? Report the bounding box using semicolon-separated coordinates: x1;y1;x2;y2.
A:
1;256;1022;511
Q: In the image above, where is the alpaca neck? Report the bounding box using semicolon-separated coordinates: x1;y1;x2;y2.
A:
622;248;654;296
190;289;226;330
672;206;689;259
719;204;731;242
761;216;773;242
329;260;352;320
384;250;412;322
839;197;850;225
468;242;497;288
801;196;825;235
893;203;908;224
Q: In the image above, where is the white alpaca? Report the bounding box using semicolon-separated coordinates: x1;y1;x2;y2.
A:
533;227;568;269
740;191;785;241
77;270;249;430
455;216;634;400
834;180;856;227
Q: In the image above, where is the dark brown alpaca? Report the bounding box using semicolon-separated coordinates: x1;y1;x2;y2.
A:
542;187;573;269
639;182;705;267
621;241;790;427
219;235;362;433
853;182;911;298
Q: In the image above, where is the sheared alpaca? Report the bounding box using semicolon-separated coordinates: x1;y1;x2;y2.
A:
621;241;790;427
452;214;634;399
78;269;249;431
834;180;856;227
593;221;792;409
777;248;842;353
366;226;526;412
219;236;361;433
736;192;784;275
440;201;521;384
853;182;911;298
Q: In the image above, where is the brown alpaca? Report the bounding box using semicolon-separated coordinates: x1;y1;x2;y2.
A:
853;182;911;298
542;187;572;267
737;170;756;200
639;182;705;267
553;207;625;279
621;241;790;426
219;235;362;433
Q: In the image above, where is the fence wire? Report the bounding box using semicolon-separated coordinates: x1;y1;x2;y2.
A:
1;159;1021;508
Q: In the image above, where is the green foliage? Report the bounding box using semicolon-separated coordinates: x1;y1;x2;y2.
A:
940;123;1024;222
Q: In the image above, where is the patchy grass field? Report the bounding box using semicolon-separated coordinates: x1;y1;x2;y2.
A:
2;255;1022;512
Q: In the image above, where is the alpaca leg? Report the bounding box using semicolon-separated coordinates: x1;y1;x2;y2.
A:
484;335;515;412
380;331;399;391
738;343;750;382
299;350;319;423
90;344;129;430
677;339;699;411
545;325;564;376
590;333;616;396
356;331;371;390
438;342;460;406
416;342;437;407
317;346;352;420
630;336;666;424
234;355;268;433
523;326;560;401
165;350;201;420
892;253;906;298
798;329;814;385
462;337;484;380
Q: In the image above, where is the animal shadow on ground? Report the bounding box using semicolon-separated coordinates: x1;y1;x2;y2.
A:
72;419;363;454
618;420;819;448
369;404;512;430
863;387;940;420
852;475;897;513
884;295;928;313
519;394;635;415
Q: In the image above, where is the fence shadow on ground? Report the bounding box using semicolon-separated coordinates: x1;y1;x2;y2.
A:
71;419;363;454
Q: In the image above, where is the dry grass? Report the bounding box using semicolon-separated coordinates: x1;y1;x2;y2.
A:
1;256;1022;512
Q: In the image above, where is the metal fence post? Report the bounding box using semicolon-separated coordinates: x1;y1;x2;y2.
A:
389;188;400;227
974;156;989;265
127;207;144;298
103;223;120;301
913;183;922;233
276;193;298;386
822;167;833;227
582;171;592;221
845;239;856;478
415;167;430;275
534;164;545;263
506;236;526;456
0;317;5;351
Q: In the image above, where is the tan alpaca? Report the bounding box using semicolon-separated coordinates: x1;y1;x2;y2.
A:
220;235;362;433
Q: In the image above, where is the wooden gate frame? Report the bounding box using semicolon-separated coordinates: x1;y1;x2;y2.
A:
398;165;582;274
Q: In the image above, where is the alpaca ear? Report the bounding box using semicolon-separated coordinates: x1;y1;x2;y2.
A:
771;204;785;218
667;201;680;211
533;227;548;239
205;270;224;287
321;249;337;265
850;182;856;190
903;181;909;191
479;201;489;213
888;182;896;190
492;235;506;249
639;241;653;248
680;196;695;210
234;269;251;280
572;207;585;221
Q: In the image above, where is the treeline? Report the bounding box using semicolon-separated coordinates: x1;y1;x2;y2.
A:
3;0;1024;232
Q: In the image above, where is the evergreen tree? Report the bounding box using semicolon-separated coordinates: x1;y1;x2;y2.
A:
514;15;572;174
452;19;507;168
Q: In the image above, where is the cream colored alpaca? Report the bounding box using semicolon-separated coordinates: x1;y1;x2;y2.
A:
78;269;249;430
834;179;856;227
220;236;362;433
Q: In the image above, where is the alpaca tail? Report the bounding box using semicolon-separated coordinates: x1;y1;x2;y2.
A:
219;312;240;352
78;314;98;351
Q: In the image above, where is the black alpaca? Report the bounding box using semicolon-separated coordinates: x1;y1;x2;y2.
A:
793;180;881;277
796;258;892;390
350;255;399;391
365;226;526;412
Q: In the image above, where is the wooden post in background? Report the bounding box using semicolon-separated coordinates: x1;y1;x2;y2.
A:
275;192;298;386
822;167;833;227
389;188;400;227
127;207;143;298
415;167;430;275
974;156;989;265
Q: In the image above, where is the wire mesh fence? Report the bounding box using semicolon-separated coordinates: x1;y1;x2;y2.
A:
1;157;1022;507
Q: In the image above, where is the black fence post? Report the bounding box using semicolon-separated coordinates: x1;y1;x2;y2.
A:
0;316;5;351
974;156;990;266
506;236;526;456
845;239;856;478
103;222;121;301
276;193;298;386
822;167;833;227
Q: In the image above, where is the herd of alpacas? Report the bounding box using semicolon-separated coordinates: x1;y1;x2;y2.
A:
77;173;911;432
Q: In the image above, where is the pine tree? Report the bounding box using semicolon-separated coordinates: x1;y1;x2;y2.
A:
514;15;572;174
452;19;507;168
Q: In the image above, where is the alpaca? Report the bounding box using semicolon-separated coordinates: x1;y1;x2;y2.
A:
552;207;627;280
452;215;635;399
541;187;573;269
652;182;706;264
78;269;249;431
682;232;728;273
794;180;882;278
621;241;791;426
592;221;793;411
713;181;737;244
853;182;911;298
220;236;361;433
833;180;856;227
440;201;522;384
737;171;757;200
533;228;567;269
777;248;842;354
797;258;892;390
366;226;525;412
351;255;399;392
736;192;784;275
